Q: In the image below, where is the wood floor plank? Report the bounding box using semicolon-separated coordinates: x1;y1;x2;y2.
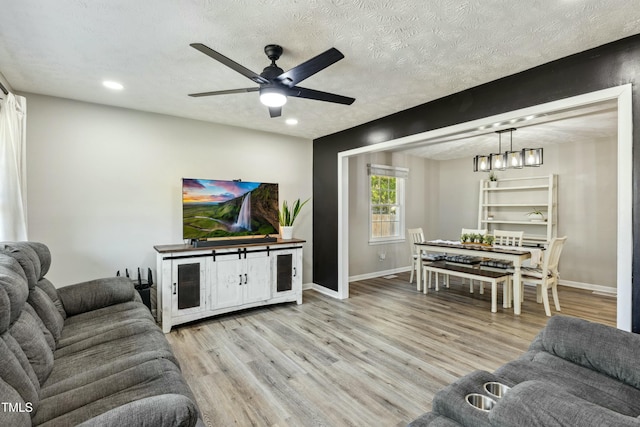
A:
166;272;616;426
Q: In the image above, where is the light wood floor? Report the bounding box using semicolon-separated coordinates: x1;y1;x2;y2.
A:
167;273;616;427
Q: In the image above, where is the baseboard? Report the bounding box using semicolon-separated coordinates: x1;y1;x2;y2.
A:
348;266;411;283
559;279;616;296
309;283;342;299
302;282;313;291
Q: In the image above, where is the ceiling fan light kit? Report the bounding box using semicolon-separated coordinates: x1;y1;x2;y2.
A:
188;42;355;118
473;128;543;172
259;87;287;107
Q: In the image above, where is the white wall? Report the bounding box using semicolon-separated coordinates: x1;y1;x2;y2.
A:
348;152;431;277
24;94;313;286
436;137;617;288
348;133;617;289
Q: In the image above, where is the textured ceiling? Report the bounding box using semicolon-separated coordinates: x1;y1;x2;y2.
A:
398;100;618;160
0;0;639;141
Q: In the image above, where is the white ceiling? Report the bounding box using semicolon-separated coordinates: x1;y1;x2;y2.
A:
1;1;639;141
398;100;618;160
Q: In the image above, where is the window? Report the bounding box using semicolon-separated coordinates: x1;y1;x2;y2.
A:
368;164;408;244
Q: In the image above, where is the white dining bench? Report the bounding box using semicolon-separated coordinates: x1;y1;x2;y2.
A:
423;261;511;313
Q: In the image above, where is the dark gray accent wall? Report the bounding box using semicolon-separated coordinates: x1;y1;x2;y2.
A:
313;34;640;332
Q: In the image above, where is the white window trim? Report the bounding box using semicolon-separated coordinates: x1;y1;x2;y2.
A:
368;164;407;245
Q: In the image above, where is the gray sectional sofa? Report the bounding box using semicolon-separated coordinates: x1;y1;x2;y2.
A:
0;242;202;426
410;315;640;426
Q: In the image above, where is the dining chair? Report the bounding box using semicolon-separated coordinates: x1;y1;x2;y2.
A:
480;230;524;269
461;228;487;238
479;230;524;301
407;228;425;285
493;230;524;247
509;236;567;316
408;227;445;291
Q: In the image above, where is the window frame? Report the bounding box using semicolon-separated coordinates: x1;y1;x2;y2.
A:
368;165;407;245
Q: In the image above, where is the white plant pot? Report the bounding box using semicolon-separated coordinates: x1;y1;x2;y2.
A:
280;226;294;240
489;181;498;188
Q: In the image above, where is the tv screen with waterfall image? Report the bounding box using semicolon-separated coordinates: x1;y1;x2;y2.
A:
182;178;279;240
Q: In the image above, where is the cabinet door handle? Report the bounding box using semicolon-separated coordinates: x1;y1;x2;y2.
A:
173;283;176;295
293;267;297;277
239;274;243;285
244;273;248;284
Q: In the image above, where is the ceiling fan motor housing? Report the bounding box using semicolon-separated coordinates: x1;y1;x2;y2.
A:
264;44;283;61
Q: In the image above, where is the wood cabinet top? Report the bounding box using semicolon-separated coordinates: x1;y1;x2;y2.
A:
154;238;306;254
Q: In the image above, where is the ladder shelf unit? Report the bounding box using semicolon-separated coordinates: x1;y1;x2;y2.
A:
478;174;557;247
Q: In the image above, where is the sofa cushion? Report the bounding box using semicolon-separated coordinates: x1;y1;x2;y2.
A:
41;348;178;399
408;412;463;427
46;325;179;386
489;380;640;427
58;301;154;349
0;255;29;328
24;242;51;278
0;333;40;410
0;243;41;289
37;278;66;319
28;286;64;343
0;376;32;427
74;394;199;427
10;309;54;385
495;352;640;417
0;287;10;338
55;316;165;359
34;358;197;426
24;303;55;351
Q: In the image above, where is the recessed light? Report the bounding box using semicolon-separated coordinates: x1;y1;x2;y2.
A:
103;80;123;90
285;118;298;125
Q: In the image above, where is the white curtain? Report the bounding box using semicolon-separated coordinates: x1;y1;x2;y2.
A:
0;93;28;241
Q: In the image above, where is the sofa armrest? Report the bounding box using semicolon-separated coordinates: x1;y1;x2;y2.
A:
535;316;640;390
57;276;136;316
76;394;200;427
489;380;640;427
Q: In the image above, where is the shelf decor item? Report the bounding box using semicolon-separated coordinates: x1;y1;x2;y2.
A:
488;171;498;188
527;208;546;222
279;198;310;239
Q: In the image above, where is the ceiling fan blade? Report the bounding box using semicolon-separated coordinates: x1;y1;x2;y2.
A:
190;43;269;85
188;87;259;97
285;86;355;105
275;48;344;87
269;107;282;118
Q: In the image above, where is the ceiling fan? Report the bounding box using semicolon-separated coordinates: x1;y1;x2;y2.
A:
188;43;355;118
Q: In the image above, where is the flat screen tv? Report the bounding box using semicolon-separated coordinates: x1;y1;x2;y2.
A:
182;178;279;240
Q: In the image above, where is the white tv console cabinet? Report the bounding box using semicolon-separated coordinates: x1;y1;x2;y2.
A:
154;239;304;333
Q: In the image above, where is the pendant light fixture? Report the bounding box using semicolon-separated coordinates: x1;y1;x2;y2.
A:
522;147;543;167
473;127;543;171
489;130;507;171
503;128;523;169
473;153;491;172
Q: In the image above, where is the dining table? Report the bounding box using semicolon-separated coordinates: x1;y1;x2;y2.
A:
415;241;533;315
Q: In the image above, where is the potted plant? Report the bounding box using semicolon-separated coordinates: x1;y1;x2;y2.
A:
279;198;310;239
488;171;498;188
460;233;470;243
483;235;495;246
527;208;546;222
